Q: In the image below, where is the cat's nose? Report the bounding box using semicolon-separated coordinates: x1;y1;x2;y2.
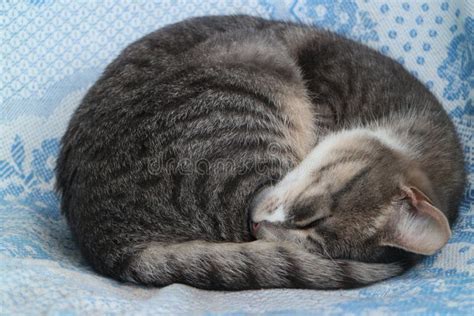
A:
252;222;261;235
252;223;262;232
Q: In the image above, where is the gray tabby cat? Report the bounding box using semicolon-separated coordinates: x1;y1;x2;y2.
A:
56;15;465;290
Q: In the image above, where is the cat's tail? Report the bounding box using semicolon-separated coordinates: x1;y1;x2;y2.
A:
120;240;403;290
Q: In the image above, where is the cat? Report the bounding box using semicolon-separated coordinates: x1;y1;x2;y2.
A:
55;15;465;290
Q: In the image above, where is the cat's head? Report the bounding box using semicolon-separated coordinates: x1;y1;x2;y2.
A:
250;129;451;261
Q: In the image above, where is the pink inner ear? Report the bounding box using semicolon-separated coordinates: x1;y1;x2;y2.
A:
381;186;452;255
403;187;450;235
403;186;434;206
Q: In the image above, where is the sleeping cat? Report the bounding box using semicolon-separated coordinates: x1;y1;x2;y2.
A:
56;15;465;290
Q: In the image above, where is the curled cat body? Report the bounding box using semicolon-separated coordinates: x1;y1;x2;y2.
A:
56;15;465;290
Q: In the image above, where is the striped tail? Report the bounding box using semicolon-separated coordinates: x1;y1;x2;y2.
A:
121;240;403;290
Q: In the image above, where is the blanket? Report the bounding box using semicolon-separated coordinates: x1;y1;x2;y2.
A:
1;0;473;314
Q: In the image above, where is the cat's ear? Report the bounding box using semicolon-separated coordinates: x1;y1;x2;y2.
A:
380;186;451;255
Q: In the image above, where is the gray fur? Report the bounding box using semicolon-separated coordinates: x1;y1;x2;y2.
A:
56;15;465;290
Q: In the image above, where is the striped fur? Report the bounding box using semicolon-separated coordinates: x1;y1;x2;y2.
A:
56;15;465;290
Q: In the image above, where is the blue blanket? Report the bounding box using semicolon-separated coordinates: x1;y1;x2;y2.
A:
1;0;472;314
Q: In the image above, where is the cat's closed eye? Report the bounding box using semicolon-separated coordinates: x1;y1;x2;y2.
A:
294;216;328;230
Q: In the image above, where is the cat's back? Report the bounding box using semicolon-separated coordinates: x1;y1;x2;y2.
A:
55;15;317;270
